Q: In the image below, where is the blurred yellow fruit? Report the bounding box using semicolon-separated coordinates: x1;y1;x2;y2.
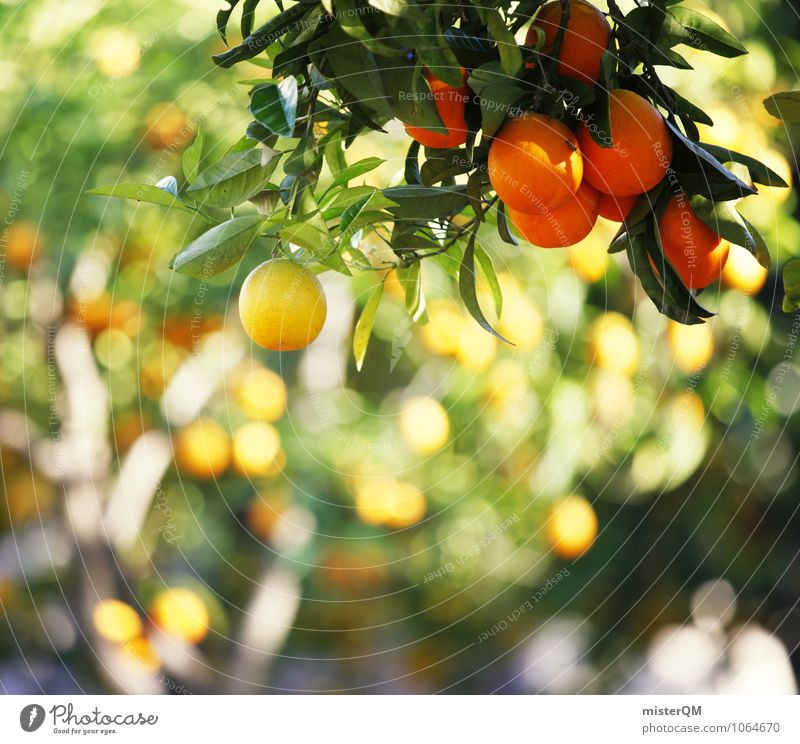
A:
239;259;327;351
568;231;610;282
145;103;192;150
174;418;231;479
4;221;41;270
399;397;450;455
150;588;209;644
123;637;161;675
4;472;54;522
355;478;426;528
722;244;769;295
484;359;528;410
232;422;282;476
233;366;287;422
93;599;143;644
94;29;141;77
589;312;640;375
495;275;545;350
456;319;497;370
668;321;714;373
419;299;465;356
246;489;289;540
546;495;598;559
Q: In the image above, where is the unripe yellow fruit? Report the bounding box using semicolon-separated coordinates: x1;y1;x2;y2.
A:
546;495;598;559
238;259;327;351
150;588;209;644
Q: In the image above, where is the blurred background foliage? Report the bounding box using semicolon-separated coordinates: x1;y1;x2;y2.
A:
1;0;800;694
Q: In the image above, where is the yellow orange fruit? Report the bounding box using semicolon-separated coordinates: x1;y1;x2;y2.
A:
239;259;327;351
232;422;282;477
546;495;598;558
722;243;768;295
528;0;611;86
508;181;600;248
150;588;209;644
399;397;450;455
578;89;672;196
93;599;143;644
658;197;729;290
489;113;583;213
405;68;470;149
597;192;638;222
174;418;231;479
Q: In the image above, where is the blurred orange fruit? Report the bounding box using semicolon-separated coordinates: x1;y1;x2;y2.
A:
174;418;231;479
150;588;209;644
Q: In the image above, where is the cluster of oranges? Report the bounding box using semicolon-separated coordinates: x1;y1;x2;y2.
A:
402;0;731;292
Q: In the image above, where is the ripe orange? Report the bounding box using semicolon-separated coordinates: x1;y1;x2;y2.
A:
238;259;327;351
405;68;470;150
597;192;638;222
174;418;231;479
658;197;729;290
546;495;598;558
577;89;672;196
489;113;583;213
5;221;41;270
150;588;209;645
508;181;600;248
527;0;611;86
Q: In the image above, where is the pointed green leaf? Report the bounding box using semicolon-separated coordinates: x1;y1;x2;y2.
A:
459;232;511;343
353;279;385;370
764;91;800;123
782;258;800;312
87;183;196;213
182;126;204;183
187;147;279;208
171;215;264;278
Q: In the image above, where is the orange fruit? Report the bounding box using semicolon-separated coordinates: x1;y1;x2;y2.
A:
546;495;598;558
5;221;41;270
239;259;327;351
489;113;583;213
405;68;470;150
508;181;600;248
577;89;672;196
174;418;231;479
527;0;611;86
150;588;209;644
597;192;638;222
658;197;729;290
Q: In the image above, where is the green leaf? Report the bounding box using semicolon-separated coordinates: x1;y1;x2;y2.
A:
404;140;422;185
187;148;279;208
86;183;196;213
666;120;756;200
368;0;420;18
764;91;800;123
216;0;242;44
240;0;260;38
335;0;403;56
213;4;309;67
699;143;789;189
468;62;525;137
376;58;446;130
383;185;469;219
329;157;384;188
182;126;204;183
420;148;475;186
486;9;521;77
171;215;264;278
397;261;423;317
249;77;298;137
474;242;502;319
689;195;771;269
279;221;331;257
353;279;385;370
496;202;518;246
782;258;800;313
668;7;747;58
459;232;511;343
